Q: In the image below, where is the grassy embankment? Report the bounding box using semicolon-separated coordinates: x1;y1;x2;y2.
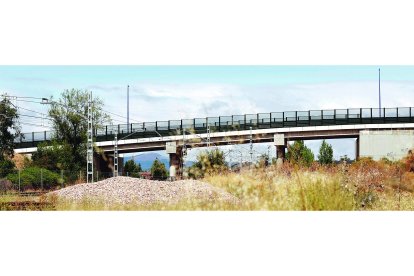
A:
3;158;414;211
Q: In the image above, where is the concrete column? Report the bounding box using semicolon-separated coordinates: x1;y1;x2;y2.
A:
355;137;360;160
169;146;183;179
275;145;286;168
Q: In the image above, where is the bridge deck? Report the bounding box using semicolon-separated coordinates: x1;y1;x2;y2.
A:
15;107;414;149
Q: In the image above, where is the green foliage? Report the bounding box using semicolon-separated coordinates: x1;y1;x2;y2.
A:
0;159;15;178
189;149;228;178
32;140;72;171
318;140;334;165
124;159;142;177
0;95;21;159
286;140;314;167
47;89;110;172
150;159;168;180
7;167;61;190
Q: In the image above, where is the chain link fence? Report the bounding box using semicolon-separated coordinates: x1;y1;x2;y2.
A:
0;168;152;194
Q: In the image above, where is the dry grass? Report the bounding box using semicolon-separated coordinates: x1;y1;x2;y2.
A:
4;157;414;211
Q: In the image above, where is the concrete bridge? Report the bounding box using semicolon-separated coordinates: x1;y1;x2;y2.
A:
14;107;414;172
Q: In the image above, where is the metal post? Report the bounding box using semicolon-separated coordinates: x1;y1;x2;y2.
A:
182;128;187;177
114;128;118;177
249;127;253;169
18;170;21;192
41;168;43;190
379;68;381;117
269;112;272;128
87;91;94;183
207;126;211;148
61;170;64;187
240;152;243;172
229;149;232;171
127;85;130;132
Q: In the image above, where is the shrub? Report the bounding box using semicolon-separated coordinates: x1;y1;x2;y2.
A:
6;167;61;190
31;141;69;171
189;149;228;179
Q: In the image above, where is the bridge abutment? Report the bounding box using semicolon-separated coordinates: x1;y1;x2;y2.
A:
359;130;414;161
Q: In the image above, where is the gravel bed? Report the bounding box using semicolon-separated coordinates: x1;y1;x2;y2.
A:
49;176;238;206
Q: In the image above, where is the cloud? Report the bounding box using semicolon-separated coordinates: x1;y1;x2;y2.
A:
98;80;414;123
13;79;414;158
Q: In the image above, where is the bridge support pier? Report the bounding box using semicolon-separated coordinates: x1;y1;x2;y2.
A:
355;137;360;160
168;146;183;179
275;145;286;167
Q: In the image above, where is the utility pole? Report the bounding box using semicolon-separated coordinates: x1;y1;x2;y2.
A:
249;127;253;169
87;91;94;183
379;68;382;117
240;152;243;172
207;126;211;148
182;129;187;178
127;85;130;133
114;128;118;177
229;149;232;171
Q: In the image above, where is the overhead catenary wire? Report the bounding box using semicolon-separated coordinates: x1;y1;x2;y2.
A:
1;95;48;101
102;109;143;123
19;122;53;129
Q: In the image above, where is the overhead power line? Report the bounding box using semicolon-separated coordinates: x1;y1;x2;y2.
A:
102;109;142;123
18;114;53;121
19;122;53;129
1;95;48;101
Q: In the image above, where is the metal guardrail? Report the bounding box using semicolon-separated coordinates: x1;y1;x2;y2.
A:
15;107;414;148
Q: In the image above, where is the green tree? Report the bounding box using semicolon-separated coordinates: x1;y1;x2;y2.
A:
286;140;314;167
150;159;168;180
47;89;110;172
31;140;72;171
318;140;333;165
124;159;142;177
0;95;21;159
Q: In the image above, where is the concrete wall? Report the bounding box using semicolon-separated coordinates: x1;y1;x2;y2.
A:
359;130;414;161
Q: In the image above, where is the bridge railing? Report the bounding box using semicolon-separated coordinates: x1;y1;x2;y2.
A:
15;107;414;148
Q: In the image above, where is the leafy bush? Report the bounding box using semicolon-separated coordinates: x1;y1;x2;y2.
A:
150;159;168;180
6;167;62;190
32;141;72;171
189;149;228;179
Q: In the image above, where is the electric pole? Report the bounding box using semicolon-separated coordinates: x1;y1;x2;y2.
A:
114;127;118;177
229;149;232;171
127;85;130;133
249;127;253;169
87;91;94;183
379;68;382;117
207;126;211;148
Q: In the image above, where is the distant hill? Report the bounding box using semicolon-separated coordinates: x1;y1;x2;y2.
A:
124;153;195;171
